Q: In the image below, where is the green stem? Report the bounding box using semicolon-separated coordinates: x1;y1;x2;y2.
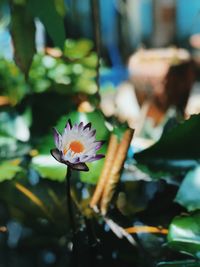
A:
91;0;101;100
65;167;80;267
65;166;76;234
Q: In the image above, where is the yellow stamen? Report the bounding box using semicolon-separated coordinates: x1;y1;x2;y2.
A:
63;147;68;155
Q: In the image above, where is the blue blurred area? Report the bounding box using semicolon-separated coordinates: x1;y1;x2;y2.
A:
0;29;12;59
176;0;200;38
1;0;200;65
140;0;153;39
99;0;128;87
64;1;129;87
0;4;12;59
99;0;118;48
100;66;129;87
65;0;93;38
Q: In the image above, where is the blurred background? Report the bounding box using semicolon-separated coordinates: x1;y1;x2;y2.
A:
0;1;200;267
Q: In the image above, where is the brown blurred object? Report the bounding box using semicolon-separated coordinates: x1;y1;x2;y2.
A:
153;0;176;47
0;226;7;233
90;128;134;216
45;47;62;58
90;134;119;210
189;34;200;69
100;129;134;215
163;61;195;114
190;34;200;49
0;96;10;107
128;48;195;124
185;82;200;116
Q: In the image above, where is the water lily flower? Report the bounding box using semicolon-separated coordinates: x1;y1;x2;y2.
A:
51;119;105;171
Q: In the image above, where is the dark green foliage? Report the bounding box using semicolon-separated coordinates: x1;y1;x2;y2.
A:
168;213;200;258
175;167;200;211
27;0;65;49
10;3;36;76
135;114;200;173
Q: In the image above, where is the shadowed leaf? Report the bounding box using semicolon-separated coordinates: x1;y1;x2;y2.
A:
27;0;65;49
135;115;200;173
15;182;52;220
175;167;200;211
10;3;36;76
0;160;22;181
168;212;200;258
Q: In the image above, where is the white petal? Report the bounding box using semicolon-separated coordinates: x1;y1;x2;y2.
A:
63;150;71;161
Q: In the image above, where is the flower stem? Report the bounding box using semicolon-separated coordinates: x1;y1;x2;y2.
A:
66;167;80;266
65;166;76;235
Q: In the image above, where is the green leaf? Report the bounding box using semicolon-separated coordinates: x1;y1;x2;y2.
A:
175;167;200;212
0;111;30;142
0;160;22;181
157;260;200;267
0;137;30;160
56;110;109;140
135;115;200;173
10;3;36;76
168;212;200;258
27;0;65;49
32;135;62;180
54;0;66;17
0;58;27;105
0;177;69;231
0;112;31;159
64;39;93;59
80;158;105;184
31;155;66;181
79;52;97;68
113;123;129;141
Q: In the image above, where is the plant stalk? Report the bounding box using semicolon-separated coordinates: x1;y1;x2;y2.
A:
65;166;76;234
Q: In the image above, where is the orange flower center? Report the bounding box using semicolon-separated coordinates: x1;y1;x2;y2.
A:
69;140;85;154
63;140;85;155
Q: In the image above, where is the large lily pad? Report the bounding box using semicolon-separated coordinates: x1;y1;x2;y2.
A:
135;115;200;173
0;111;30;142
31;155;66;181
168;212;200;258
0;111;31;160
157;260;200;267
175;167;200;211
0;160;22;182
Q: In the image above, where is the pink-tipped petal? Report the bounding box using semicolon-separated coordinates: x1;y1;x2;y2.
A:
53;128;62;149
83;122;91;130
79;154;89;162
88;129;96;137
87;154;105;162
65;119;72;131
73;123;78;131
78;122;84;130
95;140;105;150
